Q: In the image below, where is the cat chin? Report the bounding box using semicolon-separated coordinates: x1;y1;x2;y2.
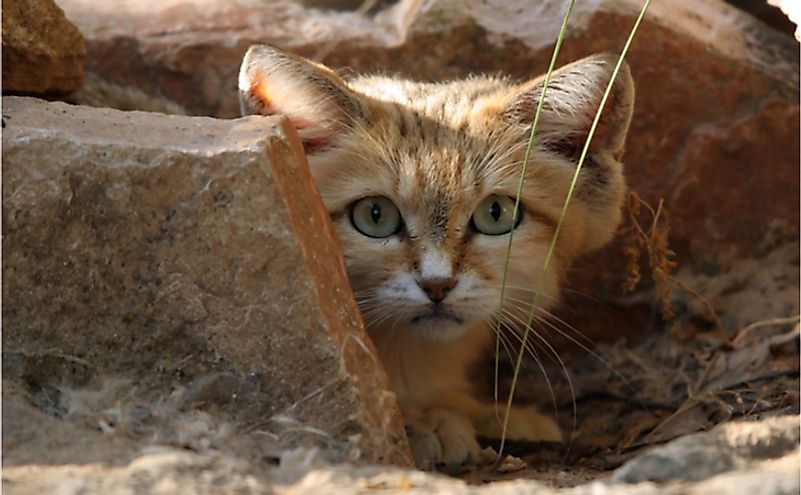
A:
406;312;475;342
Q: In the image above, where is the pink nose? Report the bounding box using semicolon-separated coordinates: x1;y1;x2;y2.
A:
418;278;456;303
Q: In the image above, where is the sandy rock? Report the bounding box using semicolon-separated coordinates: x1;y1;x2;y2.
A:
2;450;267;495
4;416;798;495
58;0;800;343
612;415;800;483
60;0;797;117
298;0;391;10
2;0;86;94
1;96;411;467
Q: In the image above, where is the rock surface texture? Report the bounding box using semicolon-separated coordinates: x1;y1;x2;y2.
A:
2;96;411;468
3;415;798;494
2;0;86;94
59;0;800;342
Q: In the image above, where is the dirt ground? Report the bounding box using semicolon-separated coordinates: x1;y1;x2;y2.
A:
451;319;799;486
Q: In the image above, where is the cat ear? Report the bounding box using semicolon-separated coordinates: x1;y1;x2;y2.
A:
238;45;364;154
502;54;635;253
503;53;635;160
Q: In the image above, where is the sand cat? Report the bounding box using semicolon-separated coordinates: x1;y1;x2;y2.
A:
238;45;634;468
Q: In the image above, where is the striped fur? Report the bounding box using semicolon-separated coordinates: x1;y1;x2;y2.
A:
240;45;635;468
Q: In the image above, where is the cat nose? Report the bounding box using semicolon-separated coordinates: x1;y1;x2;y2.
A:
418;277;456;303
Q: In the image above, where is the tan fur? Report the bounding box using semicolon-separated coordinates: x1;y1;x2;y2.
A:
239;45;635;468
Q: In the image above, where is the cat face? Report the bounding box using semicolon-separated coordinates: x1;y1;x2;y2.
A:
239;46;634;341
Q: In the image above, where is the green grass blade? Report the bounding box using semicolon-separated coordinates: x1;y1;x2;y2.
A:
493;0;576;413
496;0;652;460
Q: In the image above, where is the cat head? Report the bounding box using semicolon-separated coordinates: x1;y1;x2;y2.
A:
239;45;634;341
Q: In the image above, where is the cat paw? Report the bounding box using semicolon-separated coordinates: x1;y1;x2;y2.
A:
475;405;563;442
405;419;441;469
405;411;481;469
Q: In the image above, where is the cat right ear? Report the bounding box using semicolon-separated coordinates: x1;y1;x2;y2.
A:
238;45;364;154
501;53;635;160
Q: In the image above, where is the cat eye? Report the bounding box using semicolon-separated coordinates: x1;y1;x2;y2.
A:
350;196;402;238
472;195;521;235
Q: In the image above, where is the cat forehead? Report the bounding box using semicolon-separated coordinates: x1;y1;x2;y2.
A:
349;75;509;122
348;77;517;177
371;113;521;195
361;112;491;202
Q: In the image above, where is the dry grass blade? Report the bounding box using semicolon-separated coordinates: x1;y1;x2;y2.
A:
621;191;678;316
621;191;724;336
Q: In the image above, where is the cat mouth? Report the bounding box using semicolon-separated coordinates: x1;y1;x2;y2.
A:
410;307;464;325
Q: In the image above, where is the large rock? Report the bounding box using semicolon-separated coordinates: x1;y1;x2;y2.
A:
2;0;86;94
59;0;800;343
1;96;412;467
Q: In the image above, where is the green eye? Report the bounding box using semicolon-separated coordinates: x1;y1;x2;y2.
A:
350;196;402;238
472;195;521;235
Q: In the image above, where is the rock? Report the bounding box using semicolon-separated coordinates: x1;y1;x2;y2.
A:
3;416;799;494
298;0;393;11
58;0;799;343
2;0;86;94
1;96;411;467
2;450;268;495
612;415;800;483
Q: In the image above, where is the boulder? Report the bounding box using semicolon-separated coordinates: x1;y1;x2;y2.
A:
2;0;86;94
1;96;412;467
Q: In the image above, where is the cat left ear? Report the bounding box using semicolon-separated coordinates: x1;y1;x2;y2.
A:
503;53;635;160
238;45;364;154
